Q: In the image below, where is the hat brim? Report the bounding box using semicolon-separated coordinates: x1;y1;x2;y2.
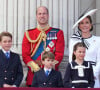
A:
72;9;98;30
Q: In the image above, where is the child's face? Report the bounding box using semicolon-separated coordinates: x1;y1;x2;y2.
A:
0;36;12;51
42;58;54;69
74;47;86;61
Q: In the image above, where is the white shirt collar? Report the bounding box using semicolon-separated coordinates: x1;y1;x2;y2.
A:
2;48;10;54
44;67;52;72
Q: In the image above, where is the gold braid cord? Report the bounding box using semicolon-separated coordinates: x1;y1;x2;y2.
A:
26;24;50;72
27;61;40;72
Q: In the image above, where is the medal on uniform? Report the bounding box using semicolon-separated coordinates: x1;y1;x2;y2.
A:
45;47;50;51
49;41;54;48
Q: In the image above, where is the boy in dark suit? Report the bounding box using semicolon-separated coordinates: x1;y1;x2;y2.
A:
31;51;63;87
0;32;23;87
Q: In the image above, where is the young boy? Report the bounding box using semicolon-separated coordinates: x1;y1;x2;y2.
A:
0;32;23;87
31;51;63;87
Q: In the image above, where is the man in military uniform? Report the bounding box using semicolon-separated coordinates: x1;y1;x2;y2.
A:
22;6;65;86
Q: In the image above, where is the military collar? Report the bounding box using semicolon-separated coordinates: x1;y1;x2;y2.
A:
37;24;50;32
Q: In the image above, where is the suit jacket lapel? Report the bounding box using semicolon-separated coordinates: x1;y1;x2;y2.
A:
0;50;15;69
39;69;48;82
7;51;15;68
0;50;9;68
45;69;55;83
40;69;56;84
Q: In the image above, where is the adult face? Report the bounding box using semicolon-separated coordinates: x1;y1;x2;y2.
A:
78;17;92;33
36;7;49;26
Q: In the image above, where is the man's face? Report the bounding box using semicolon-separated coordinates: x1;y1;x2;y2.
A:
0;36;12;51
36;7;49;26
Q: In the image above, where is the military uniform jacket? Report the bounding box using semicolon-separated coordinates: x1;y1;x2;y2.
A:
64;61;94;88
31;69;63;87
0;50;23;87
22;27;65;85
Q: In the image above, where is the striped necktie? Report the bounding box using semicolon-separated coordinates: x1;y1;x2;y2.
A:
5;52;10;59
45;70;50;76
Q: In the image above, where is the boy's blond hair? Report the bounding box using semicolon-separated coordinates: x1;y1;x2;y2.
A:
0;32;12;41
42;51;55;61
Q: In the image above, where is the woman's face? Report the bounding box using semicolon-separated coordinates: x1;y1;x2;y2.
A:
78;17;92;33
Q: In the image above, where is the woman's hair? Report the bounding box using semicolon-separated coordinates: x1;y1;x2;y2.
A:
78;15;93;31
72;42;86;61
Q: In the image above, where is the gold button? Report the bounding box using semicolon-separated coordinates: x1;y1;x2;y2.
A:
4;70;7;72
43;83;46;85
4;77;7;80
12;78;14;80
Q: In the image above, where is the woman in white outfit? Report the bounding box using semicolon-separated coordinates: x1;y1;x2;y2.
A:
69;9;100;88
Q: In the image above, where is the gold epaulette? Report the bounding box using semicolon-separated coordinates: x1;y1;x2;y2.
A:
25;30;41;43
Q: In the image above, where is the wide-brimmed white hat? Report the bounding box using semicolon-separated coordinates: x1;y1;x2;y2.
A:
72;9;98;30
